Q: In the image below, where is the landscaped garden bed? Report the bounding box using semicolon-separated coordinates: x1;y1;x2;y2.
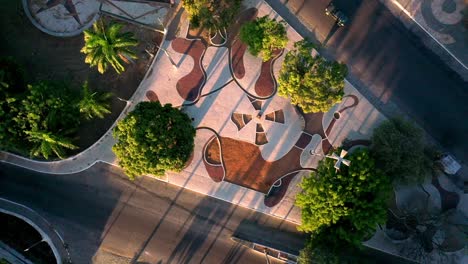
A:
0;1;162;158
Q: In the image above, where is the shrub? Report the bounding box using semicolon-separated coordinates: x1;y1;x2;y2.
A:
278;40;347;113
370;118;431;184
296;148;391;246
112;102;196;179
240;16;288;61
183;0;241;31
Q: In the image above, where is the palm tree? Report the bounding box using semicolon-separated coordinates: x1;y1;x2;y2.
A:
81;20;138;74
78;81;113;120
26;130;78;160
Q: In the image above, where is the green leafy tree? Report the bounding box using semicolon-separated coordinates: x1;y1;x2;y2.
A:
278;40;347;113
13;81;80;135
370;118;431;184
26;130;78;159
240;16;288;61
81;20;138;74
78;81;112;120
112;101;196;179
183;0;241;31
1;81;80;159
296;148;391;246
298;231;376;264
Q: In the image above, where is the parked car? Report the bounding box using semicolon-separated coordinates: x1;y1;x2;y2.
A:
325;2;348;27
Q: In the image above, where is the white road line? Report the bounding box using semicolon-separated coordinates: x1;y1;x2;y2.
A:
388;0;468;70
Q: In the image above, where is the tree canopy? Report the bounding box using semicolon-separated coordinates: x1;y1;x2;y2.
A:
240;16;288;61
182;0;241;31
278;40;347;113
296;148;391;246
298;232;376;264
370;118;431;184
1;81;81;158
81;20;138;74
112;102;196;179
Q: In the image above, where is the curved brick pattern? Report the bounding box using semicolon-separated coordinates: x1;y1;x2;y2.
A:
303;112;326;138
231;39;248;79
145;90;159;102
254;49;282;97
321;140;334;155
171;38;206;101
432;176;460;212
264;172;299;207
203;159;224;183
325;118;337;136
338;95;359;113
295;133;312;149
204;136;222;165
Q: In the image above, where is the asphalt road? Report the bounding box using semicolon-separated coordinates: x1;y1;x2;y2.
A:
0;162;305;264
267;0;468;162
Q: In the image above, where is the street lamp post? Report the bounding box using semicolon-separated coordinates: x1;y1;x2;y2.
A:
24;238;46;252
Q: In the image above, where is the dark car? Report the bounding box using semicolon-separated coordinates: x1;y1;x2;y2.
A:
325;2;348;27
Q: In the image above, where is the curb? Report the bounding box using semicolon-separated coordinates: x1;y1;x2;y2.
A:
0;198;71;264
0;14;170;175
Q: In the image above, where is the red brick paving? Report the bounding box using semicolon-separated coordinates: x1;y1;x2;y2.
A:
171;38;206;101
229;8;257;79
231;39;248;79
145;90;159;102
254;49;282;97
264;172;299;207
432;176;460;212
295;133;312;149
339;95;359;113
303;112;326;138
203;160;224;183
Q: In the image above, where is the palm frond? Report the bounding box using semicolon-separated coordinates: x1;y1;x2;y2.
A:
81;20;139;74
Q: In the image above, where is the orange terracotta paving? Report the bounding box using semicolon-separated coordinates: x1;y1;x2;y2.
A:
205;136;304;193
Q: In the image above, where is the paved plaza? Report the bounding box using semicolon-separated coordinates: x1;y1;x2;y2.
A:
1;1;467;262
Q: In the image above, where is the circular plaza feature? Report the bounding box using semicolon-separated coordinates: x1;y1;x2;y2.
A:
23;0;100;37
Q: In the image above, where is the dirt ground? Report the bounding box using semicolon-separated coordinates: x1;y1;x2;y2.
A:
0;1;163;153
